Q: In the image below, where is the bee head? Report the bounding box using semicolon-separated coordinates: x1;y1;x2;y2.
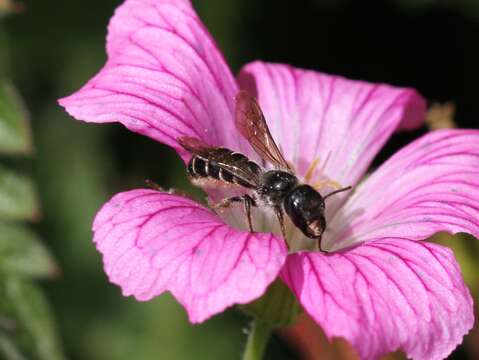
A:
284;185;326;239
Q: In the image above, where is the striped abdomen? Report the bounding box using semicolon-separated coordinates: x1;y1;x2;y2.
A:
187;148;262;189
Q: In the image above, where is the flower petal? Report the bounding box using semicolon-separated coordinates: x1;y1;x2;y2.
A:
237;61;426;185
93;189;287;323
328;129;479;251
281;238;473;360
59;0;241;155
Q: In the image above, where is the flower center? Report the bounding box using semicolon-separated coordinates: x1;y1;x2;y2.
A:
211;158;350;254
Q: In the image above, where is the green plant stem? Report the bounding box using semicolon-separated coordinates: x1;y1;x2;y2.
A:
242;319;272;360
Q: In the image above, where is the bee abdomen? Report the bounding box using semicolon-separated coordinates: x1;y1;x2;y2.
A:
187;152;259;189
187;156;208;178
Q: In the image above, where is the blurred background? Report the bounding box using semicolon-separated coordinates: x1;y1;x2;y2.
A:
1;0;479;359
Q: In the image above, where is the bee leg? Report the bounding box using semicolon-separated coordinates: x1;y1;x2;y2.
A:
211;195;257;232
243;195;255;232
211;197;237;209
274;206;289;248
145;179;164;191
317;235;329;253
145;180;190;198
212;195;246;209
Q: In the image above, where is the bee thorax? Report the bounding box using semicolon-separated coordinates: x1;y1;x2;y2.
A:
258;170;298;205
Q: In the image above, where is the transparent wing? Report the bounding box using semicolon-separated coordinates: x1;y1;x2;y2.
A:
235;90;291;171
177;136;212;157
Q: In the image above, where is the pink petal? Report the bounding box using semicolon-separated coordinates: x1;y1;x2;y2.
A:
59;0;242;155
281;238;473;360
237;61;426;185
93;189;287;323
328;129;479;250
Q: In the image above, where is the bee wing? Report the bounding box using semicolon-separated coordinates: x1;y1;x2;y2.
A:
235;90;292;171
177;136;262;187
177;136;213;157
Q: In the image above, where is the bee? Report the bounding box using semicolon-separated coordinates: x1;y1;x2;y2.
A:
178;91;351;251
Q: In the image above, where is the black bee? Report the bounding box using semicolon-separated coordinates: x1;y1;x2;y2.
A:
178;91;351;251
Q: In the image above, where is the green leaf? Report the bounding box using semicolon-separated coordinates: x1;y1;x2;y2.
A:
0;278;65;360
0;165;38;221
0;333;27;360
0;81;32;155
0;223;57;279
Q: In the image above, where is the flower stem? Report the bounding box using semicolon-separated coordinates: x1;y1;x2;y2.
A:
242;319;272;360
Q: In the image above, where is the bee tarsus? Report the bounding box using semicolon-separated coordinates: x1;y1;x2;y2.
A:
211;194;257;232
273;206;288;248
145;179;164;191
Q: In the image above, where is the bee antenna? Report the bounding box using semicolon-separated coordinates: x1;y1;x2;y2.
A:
323;186;352;200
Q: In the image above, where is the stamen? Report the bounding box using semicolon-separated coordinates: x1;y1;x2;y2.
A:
304;157;320;183
312;179;344;191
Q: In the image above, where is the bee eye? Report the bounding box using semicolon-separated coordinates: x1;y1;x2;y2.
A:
302;196;325;219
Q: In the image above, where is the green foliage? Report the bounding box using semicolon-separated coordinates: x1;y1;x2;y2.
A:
0;278;64;360
0;42;64;358
0;334;27;360
0;81;31;155
0;165;38;221
0;223;56;279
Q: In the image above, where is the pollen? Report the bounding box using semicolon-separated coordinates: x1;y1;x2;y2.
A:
303;157;345;192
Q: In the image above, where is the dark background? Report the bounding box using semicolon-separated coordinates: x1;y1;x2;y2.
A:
3;0;479;359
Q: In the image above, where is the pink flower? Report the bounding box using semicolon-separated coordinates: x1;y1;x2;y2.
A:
59;0;479;359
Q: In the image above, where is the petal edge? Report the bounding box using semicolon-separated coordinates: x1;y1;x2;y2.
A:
328;129;479;250
60;0;241;156
94;189;288;323
281;238;473;360
238;61;426;185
